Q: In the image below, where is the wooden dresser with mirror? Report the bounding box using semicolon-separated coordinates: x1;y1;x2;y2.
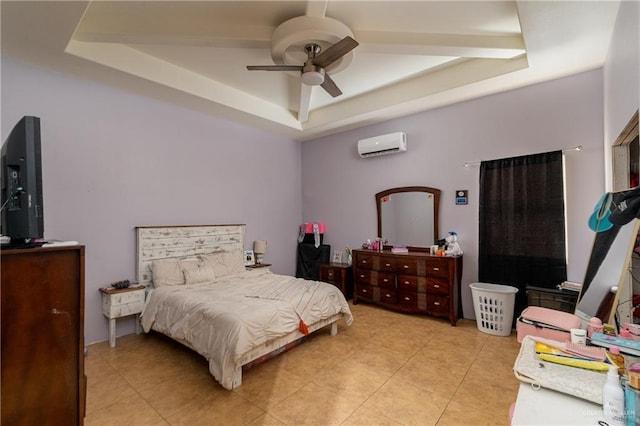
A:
352;186;463;325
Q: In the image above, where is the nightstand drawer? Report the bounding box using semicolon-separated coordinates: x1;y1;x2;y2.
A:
109;289;145;306
320;266;340;283
103;300;145;318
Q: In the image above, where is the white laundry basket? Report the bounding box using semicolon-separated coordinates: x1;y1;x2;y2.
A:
469;282;519;336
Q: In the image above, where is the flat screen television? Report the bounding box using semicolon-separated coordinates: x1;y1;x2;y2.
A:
0;116;44;248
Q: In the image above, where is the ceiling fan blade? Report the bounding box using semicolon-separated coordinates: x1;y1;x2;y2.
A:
246;65;302;71
320;73;342;97
313;36;359;68
298;82;312;122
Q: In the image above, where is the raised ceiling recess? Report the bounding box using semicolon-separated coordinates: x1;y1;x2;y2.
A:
3;0;615;139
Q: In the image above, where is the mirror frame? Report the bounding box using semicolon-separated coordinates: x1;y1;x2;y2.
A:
376;186;441;251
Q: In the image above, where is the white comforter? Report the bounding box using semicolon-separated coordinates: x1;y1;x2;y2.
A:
140;268;353;389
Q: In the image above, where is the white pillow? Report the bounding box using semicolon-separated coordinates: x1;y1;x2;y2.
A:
184;264;216;285
151;259;183;287
179;258;200;276
199;249;245;278
151;258;200;287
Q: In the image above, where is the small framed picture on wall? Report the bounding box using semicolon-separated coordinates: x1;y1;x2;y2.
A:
332;251;343;264
244;250;255;266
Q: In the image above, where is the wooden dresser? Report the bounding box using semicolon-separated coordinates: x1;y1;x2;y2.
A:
352;249;462;325
1;245;86;425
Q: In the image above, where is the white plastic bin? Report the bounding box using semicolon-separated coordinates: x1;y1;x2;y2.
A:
469;282;519;336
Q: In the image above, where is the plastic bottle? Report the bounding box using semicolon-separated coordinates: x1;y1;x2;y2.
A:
604;364;626;426
608;346;626;375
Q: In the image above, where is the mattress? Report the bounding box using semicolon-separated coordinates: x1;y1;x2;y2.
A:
140;268;353;389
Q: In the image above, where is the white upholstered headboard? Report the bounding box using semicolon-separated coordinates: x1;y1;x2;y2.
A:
135;224;245;287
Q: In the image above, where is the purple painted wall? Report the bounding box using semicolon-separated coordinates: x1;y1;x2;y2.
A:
301;70;606;319
1;58;302;344
603;0;639;189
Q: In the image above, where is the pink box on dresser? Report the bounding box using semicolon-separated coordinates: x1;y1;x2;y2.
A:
516;306;582;343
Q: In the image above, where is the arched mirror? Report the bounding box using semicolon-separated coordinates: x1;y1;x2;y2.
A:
376;186;440;250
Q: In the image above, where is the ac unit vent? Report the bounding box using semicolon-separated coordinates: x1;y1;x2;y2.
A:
357;132;407;158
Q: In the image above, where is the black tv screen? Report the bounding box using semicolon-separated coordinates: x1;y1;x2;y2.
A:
1;116;44;245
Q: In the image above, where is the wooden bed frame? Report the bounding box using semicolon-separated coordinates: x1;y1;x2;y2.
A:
135;224;342;388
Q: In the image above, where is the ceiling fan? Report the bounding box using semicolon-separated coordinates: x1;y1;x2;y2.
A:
246;36;359;98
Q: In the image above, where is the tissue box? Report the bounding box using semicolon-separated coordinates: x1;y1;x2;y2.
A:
516;306;582;343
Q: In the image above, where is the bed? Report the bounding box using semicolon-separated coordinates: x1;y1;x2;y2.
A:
136;224;353;390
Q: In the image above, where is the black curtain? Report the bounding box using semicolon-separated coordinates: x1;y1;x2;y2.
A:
479;151;567;322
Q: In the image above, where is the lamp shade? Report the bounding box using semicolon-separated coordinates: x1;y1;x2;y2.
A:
253;240;267;254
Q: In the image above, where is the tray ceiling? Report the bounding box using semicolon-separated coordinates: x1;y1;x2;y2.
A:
1;1;621;140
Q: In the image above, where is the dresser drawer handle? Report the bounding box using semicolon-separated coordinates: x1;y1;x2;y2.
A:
404;296;411;301
360;274;365;278
432;267;440;271
433;301;441;306
433;284;440;288
385;293;392;298
362;289;368;293
403;265;409;269
385;263;391;267
404;281;410;285
383;279;389;283
362;260;367;264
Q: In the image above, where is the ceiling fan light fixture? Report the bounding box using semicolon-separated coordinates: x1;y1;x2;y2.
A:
301;69;325;86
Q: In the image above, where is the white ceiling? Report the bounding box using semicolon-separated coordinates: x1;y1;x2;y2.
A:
1;1;621;141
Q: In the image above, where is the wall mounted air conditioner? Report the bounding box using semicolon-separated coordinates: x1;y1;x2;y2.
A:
357;132;407;158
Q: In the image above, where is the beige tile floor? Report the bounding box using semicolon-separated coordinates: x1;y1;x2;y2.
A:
85;302;521;425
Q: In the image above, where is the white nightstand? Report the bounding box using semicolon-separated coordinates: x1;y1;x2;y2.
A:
99;285;146;347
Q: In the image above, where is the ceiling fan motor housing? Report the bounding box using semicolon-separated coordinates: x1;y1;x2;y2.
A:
270;15;355;74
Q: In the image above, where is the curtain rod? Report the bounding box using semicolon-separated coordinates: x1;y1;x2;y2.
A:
463;145;582;167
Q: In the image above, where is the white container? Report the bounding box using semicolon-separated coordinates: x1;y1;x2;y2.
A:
570;328;587;345
603;365;625;426
469;282;519;336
